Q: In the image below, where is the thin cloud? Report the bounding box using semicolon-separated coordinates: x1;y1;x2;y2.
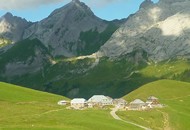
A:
0;0;66;10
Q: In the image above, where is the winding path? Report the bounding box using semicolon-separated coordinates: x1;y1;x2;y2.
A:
156;110;171;130
110;108;152;130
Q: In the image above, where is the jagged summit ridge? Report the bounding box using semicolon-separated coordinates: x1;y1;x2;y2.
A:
1;12;13;19
49;0;94;18
0;12;31;42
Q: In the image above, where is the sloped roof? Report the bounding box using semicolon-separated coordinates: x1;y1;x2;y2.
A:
130;99;145;104
146;101;153;104
106;96;113;100
58;100;68;103
114;98;127;103
88;95;111;102
147;96;158;100
71;98;86;104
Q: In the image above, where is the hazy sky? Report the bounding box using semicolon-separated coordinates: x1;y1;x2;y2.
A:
0;0;159;22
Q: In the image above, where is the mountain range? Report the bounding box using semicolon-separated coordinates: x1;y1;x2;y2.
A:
0;0;123;57
0;0;190;98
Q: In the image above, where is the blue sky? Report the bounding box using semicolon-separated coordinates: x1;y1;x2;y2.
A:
0;0;159;22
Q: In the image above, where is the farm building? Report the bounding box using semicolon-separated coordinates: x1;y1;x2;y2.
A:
127;99;146;110
71;98;87;109
146;96;162;108
113;98;127;109
88;95;113;107
57;100;69;105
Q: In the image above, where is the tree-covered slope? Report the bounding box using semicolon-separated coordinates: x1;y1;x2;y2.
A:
78;23;118;55
0;38;52;77
2;54;190;99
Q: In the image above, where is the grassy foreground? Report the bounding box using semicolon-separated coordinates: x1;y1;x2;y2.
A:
118;80;190;130
0;82;140;130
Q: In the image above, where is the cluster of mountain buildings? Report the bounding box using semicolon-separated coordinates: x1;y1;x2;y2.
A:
58;95;163;110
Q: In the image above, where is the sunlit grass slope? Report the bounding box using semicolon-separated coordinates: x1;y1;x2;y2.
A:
0;82;140;130
118;80;190;130
140;60;190;79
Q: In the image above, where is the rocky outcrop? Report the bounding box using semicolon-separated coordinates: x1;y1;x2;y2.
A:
98;0;190;62
0;12;31;42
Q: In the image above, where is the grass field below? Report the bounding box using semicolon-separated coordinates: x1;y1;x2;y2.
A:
0;82;141;130
117;80;190;130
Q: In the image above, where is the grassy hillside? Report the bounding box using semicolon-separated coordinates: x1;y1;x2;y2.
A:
0;82;140;130
140;60;190;79
118;80;190;130
0;82;66;102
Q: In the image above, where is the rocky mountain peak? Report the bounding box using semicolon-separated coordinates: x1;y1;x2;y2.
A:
46;0;95;22
1;12;28;23
1;12;17;23
140;0;154;9
72;0;80;3
23;0;109;57
0;12;31;42
69;0;95;17
2;12;13;19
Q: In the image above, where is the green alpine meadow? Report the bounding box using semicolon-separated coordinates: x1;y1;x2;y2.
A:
0;82;139;130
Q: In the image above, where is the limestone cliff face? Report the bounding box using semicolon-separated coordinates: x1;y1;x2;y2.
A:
23;0;109;57
0;13;31;42
99;0;190;62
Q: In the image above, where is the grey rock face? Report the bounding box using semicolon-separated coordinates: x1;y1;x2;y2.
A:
5;56;43;77
0;12;31;42
1;39;51;77
99;0;190;62
23;0;108;57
